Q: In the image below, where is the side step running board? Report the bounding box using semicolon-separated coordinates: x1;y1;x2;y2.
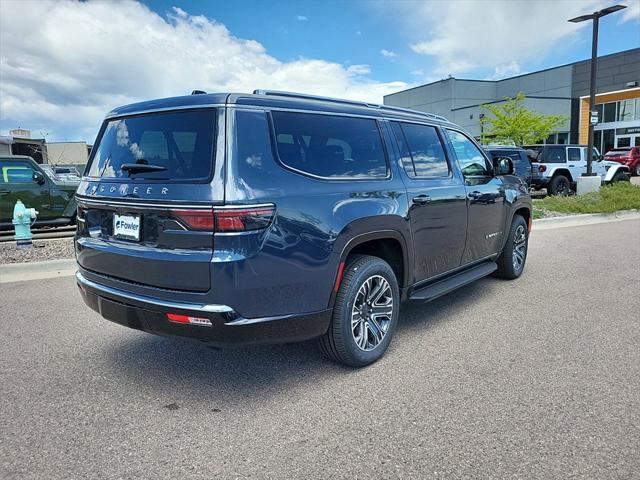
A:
408;261;497;302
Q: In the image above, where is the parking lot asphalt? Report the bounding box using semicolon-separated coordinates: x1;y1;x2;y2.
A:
1;219;639;480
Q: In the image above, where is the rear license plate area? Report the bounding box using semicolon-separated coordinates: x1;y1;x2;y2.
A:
113;213;141;241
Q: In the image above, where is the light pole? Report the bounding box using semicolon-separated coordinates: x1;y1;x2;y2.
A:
569;4;627;176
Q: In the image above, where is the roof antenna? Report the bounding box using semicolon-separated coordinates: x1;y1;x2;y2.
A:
191;90;207;95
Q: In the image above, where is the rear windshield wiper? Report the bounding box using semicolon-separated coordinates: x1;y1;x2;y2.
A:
120;163;167;175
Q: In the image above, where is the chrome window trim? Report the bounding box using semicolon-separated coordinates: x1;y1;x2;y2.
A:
76;196;212;209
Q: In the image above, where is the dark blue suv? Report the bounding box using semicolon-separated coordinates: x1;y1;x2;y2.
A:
75;90;532;367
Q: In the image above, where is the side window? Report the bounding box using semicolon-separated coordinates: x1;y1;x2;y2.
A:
390;122;417;174
567;147;581;162
446;130;491;177
392;122;449;178
542;146;566;163
1;161;35;184
271;111;388;178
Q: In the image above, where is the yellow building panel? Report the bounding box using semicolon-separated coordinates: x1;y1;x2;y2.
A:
579;88;640;144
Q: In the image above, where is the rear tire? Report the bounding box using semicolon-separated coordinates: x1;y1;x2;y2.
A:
319;255;399;367
548;175;571;196
494;215;529;280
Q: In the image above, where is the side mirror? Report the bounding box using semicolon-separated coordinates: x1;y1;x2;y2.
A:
494;157;514;176
33;171;46;185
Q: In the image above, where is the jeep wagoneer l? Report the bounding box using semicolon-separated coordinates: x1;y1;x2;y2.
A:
75;90;532;367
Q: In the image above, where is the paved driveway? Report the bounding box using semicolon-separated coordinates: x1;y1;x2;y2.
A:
1;219;639;479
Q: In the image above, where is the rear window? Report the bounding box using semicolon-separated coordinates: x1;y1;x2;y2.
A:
87;109;216;181
270;111;388;178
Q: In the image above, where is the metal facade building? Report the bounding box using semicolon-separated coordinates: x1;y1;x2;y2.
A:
384;48;640;152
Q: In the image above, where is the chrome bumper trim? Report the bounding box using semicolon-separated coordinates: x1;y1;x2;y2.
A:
75;271;234;314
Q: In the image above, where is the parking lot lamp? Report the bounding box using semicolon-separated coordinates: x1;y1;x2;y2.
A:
569;4;627;176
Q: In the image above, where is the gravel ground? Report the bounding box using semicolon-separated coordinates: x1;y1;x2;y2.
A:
0;238;75;264
1;219;639;479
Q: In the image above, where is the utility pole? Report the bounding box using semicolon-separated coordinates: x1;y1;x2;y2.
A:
569;4;627;177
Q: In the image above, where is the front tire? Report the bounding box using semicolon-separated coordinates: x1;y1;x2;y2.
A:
634;164;640;177
319;255;399;367
611;171;630;183
494;215;529;280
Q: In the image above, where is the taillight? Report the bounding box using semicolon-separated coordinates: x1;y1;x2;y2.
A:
170;209;214;231
538;164;547;173
170;205;275;232
214;205;275;232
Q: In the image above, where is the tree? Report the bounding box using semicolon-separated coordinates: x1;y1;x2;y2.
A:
480;92;567;146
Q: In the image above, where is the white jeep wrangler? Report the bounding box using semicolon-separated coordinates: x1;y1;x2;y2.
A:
525;144;630;196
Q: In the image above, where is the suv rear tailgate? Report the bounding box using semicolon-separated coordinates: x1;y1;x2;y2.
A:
76;198;214;292
74;107;223;293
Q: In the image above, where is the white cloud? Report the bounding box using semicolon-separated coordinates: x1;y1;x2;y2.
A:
405;0;617;76
296;15;308;21
0;1;408;141
380;49;397;58
620;2;640;23
488;61;522;80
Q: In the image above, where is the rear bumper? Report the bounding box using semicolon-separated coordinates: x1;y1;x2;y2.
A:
531;177;550;188
76;271;332;347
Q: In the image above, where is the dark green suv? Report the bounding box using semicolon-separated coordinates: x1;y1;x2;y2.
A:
0;155;78;229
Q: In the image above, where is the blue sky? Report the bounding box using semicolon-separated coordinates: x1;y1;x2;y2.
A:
145;0;640;82
0;0;638;142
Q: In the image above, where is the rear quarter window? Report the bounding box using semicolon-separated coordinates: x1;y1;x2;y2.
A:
270;111;388;179
86;109;216;181
540;147;566;163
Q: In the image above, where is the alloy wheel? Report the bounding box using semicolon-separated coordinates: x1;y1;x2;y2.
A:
512;225;527;271
351;275;394;351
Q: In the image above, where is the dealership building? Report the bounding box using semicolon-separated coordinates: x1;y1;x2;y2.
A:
384;48;640;153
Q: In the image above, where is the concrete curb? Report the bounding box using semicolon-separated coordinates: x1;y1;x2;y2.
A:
0;258;77;284
533;209;640;230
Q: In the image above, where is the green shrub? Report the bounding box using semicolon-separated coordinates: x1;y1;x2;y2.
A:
534;182;640;215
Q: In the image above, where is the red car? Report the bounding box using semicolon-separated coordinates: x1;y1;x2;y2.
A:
604;147;640;176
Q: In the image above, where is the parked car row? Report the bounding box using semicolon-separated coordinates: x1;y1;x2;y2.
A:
483;144;633;196
524;144;630;196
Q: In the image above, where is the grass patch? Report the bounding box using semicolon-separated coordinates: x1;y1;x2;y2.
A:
533;182;640;216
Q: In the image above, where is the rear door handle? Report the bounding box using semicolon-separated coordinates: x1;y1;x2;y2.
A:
412;194;432;205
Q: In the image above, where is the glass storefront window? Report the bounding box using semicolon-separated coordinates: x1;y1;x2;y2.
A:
603;102;616;123
617;100;635;122
594;130;602;152
556;132;568;144
617;137;631;148
602;129;615;155
636;99;640;121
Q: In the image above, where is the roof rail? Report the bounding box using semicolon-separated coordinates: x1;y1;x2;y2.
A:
252;89;448;122
378;104;448;122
